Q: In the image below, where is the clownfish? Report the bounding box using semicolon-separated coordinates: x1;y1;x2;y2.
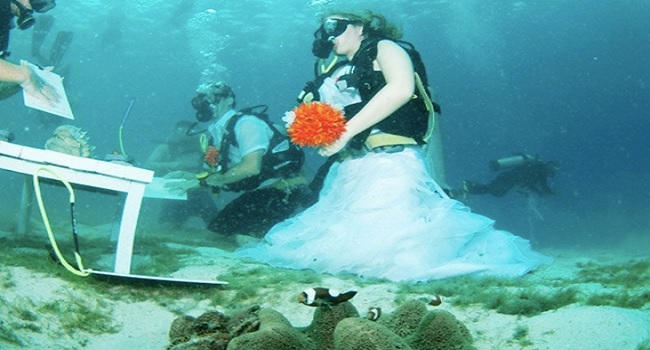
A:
429;295;443;306
367;306;382;321
297;287;357;307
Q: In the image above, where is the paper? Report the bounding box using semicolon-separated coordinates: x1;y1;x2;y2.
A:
22;63;74;119
144;177;188;200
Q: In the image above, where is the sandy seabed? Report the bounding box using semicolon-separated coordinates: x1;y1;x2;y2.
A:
1;242;650;350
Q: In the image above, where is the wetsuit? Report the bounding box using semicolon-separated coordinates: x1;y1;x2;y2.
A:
465;160;555;197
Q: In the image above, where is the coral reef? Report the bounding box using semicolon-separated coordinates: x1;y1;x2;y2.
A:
405;310;474;350
228;308;313;350
379;299;427;338
44;125;94;157
334;318;412;350
302;301;360;350
166;300;474;350
167;306;259;350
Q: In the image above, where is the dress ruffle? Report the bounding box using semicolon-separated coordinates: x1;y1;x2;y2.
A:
237;147;552;282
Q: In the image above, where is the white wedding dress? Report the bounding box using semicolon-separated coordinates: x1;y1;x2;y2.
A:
237;146;552;282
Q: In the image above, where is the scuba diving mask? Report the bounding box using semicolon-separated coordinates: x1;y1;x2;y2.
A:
192;82;235;122
191;93;216;123
312;18;361;58
10;0;56;30
322;18;358;38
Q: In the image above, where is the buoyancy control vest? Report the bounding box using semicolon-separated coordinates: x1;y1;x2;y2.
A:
345;38;441;149
217;105;305;192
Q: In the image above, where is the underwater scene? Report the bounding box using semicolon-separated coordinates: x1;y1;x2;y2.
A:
1;0;649;349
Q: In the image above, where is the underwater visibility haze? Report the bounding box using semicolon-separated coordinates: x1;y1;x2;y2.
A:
0;1;649;347
0;0;647;264
0;0;647;262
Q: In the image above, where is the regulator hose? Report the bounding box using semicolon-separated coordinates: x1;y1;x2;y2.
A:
33;167;89;277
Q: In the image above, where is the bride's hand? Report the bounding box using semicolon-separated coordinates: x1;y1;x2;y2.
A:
318;130;353;157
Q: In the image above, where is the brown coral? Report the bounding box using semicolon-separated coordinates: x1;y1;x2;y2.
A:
165;300;474;350
194;310;228;335
227;305;261;338
333;318;413;350
168;315;196;345
44;125;94;157
302;301;360;350
406;310;474;350
227;308;312;350
380;300;427;338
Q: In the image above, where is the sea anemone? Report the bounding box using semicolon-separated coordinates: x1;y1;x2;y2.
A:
287;102;346;147
204;145;219;168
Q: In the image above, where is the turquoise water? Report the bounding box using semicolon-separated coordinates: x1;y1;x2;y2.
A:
1;1;649;347
2;0;648;249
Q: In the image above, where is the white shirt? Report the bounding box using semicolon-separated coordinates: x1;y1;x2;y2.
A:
208;109;274;167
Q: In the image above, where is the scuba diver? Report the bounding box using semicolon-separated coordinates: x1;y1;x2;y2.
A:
299;20;447;206
167;82;308;241
1;0;59;141
457;153;560;198
1;0;58;100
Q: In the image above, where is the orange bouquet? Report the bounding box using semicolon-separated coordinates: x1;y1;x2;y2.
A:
203;145;219;168
287;102;346;147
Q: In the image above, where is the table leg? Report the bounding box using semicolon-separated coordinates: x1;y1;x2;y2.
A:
113;182;146;274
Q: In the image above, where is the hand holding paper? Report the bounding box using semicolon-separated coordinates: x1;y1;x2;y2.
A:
20;60;60;103
21;61;74;119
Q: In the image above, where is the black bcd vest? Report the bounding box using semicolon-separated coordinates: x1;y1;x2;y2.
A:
345;38;441;149
218;105;304;192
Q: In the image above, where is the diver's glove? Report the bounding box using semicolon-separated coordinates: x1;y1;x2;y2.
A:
297;81;319;104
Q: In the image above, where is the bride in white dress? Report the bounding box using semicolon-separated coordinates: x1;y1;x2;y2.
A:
237;10;551;282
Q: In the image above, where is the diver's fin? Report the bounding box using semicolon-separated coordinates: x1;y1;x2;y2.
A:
48;30;74;67
32;14;55;58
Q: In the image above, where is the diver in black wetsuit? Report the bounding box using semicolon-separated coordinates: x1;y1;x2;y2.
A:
457;154;559;198
1;0;59;141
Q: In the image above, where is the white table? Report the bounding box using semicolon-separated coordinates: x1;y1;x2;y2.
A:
0;140;153;274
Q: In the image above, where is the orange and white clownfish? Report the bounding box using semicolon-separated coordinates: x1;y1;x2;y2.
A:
297;287;357;307
429;295;443;306
367;306;382;321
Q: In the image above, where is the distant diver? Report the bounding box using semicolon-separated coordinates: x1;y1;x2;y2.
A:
455;153;559;199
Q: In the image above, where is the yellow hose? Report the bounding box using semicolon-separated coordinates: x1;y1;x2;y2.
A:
33;167;89;277
118;124;126;156
414;72;437;143
199;133;209;153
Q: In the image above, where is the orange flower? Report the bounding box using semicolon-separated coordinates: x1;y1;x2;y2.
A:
204;145;219;168
288;102;346;147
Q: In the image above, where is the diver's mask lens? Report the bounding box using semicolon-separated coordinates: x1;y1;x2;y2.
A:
191;94;209;110
11;0;35;30
191;94;215;123
30;0;56;13
322;18;355;39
